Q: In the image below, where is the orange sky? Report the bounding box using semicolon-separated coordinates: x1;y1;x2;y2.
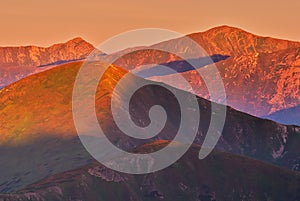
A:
0;0;299;47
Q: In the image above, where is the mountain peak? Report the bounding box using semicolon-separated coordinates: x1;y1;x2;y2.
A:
199;25;255;39
186;25;300;57
65;37;89;45
207;25;245;32
49;37;94;48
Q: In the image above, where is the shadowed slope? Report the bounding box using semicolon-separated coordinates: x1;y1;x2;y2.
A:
264;105;300;126
0;142;299;201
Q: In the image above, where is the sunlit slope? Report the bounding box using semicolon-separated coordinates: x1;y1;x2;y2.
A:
0;61;128;145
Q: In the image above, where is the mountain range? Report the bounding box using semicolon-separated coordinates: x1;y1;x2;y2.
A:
0;26;299;200
0;26;298;123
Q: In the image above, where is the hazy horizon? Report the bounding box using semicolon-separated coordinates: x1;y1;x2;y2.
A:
0;0;299;47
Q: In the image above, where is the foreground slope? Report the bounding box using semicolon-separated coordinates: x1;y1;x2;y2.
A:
0;142;299;201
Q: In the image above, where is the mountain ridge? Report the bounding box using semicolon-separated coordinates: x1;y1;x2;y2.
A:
0;37;96;67
109;25;300;117
0;37;101;88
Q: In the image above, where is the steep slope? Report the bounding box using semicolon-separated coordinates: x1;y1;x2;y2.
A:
0;61;299;193
0;142;299;201
110;25;300;117
149;47;300;116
